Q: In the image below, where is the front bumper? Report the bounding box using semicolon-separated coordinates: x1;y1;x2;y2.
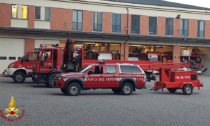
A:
54;78;65;88
1;69;10;77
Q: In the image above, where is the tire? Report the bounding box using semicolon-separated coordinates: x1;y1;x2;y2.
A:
47;73;58;88
61;88;67;94
12;72;26;83
112;88;121;94
183;85;193;95
66;83;81;96
167;88;177;93
121;83;133;95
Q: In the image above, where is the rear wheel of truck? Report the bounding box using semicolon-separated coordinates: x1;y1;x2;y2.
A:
183;85;193;95
47;73;58;88
121;83;133;95
112;88;121;94
66;83;81;96
167;88;177;93
12;72;26;83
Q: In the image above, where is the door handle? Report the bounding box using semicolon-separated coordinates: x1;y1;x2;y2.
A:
100;75;103;77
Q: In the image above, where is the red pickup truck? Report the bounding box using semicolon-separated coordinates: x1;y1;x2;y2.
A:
54;62;146;96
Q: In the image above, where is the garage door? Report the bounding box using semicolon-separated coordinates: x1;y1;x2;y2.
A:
35;40;60;48
0;38;24;73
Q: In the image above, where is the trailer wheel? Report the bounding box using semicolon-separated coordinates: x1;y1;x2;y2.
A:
47;73;58;88
121;83;133;95
61;88;67;94
12;72;26;83
183;85;193;95
112;88;121;94
66;83;81;96
167;88;177;93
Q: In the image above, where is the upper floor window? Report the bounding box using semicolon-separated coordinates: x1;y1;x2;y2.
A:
93;12;103;32
131;15;140;34
197;20;205;38
35;7;41;20
149;17;157;35
11;5;28;19
12;5;18;18
181;19;189;37
112;13;121;33
45;7;51;21
72;10;83;31
165;18;174;36
35;7;51;21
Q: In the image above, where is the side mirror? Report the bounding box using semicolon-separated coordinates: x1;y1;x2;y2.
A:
88;70;93;75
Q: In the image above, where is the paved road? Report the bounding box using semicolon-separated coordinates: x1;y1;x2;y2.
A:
0;75;210;126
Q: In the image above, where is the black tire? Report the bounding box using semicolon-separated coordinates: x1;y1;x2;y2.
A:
121;83;133;95
47;73;58;88
167;88;177;93
112;88;121;94
183;85;193;95
66;83;81;96
61;88;67;94
12;72;26;83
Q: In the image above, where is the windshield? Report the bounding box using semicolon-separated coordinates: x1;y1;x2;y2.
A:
80;65;92;73
98;53;112;60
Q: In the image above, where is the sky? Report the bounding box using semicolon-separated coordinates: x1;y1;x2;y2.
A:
165;0;210;8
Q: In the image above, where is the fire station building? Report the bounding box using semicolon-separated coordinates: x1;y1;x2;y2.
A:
0;0;210;75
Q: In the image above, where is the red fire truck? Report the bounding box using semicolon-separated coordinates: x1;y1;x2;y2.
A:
32;39;166;87
2;51;36;83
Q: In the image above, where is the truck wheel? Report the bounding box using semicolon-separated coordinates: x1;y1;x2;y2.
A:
12;72;26;83
112;88;121;94
167;88;177;93
47;73;58;88
66;83;81;96
121;83;133;95
183;85;193;95
61;88;67;95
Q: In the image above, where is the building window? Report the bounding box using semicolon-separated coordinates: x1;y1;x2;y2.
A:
35;7;41;20
131;15;140;34
12;5;18;19
112;13;121;33
181;19;189;37
93;12;103;32
45;7;51;21
22;5;28;19
165;18;174;36
197;20;205;38
149;17;157;35
72;10;83;31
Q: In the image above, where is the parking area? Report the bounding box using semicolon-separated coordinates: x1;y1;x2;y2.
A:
0;75;210;126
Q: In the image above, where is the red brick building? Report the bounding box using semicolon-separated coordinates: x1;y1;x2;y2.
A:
0;0;210;74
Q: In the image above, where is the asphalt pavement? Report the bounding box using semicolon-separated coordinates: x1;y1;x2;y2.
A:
0;75;210;126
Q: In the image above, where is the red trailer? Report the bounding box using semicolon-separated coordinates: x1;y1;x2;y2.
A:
150;62;204;95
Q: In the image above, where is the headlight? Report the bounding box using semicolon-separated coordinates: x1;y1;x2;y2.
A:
8;64;14;68
59;75;66;80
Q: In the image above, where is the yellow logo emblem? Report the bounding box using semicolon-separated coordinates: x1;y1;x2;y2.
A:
5;96;20;117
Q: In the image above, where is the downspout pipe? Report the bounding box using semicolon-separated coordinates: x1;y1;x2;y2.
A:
124;7;131;60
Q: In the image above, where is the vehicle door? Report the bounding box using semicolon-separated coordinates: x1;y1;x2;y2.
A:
102;65;119;88
21;52;36;75
85;65;104;88
40;50;54;73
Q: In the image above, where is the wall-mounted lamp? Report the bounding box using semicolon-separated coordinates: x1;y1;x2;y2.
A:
176;14;181;19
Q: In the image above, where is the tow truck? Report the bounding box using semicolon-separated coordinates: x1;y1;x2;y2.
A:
150;61;207;95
